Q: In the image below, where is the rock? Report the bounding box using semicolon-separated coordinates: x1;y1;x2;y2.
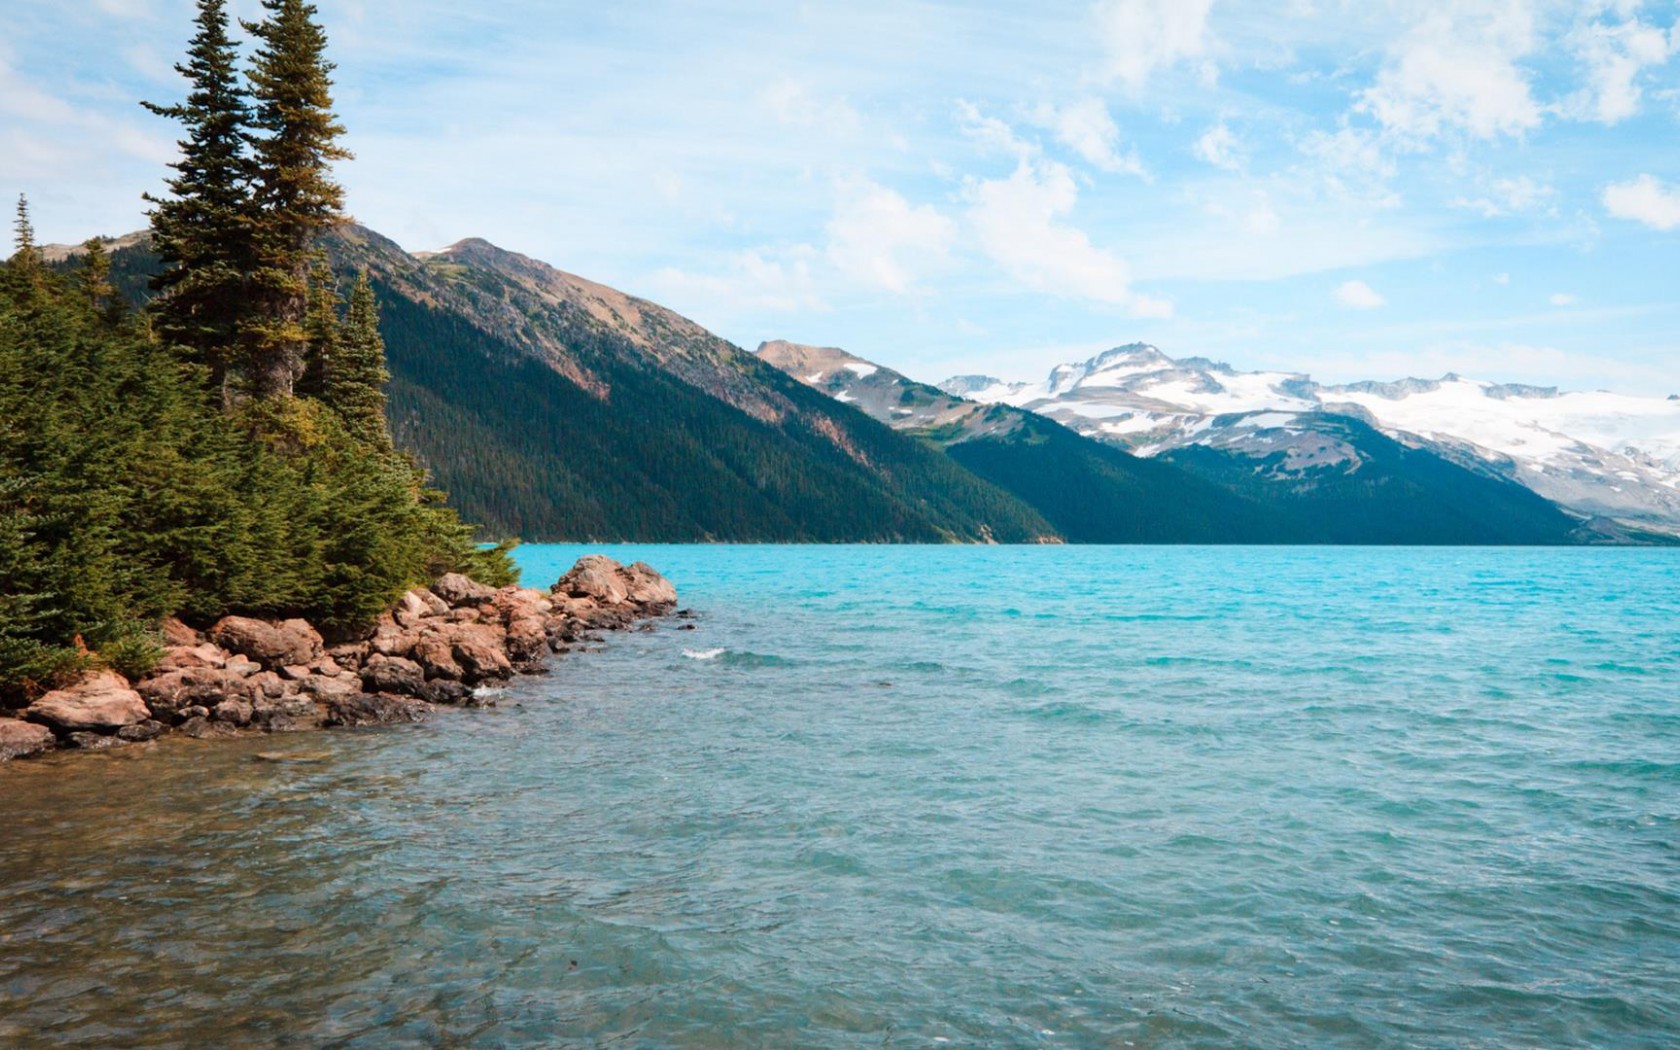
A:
181;705;211;722
490;587;553;625
67;731;126;751
251;696;326;733
431;572;496;607
179;715;236;740
223;655;262;678
0;719;56;760
406;622;512;684
622;562;678;609
505;616;551;664
312;658;344;679
393;589;430;628
446;607;482;624
419;679;471;705
248;671;286;700
161;618;201;647
155;642;228;674
361;655;426;697
212;700;253;726
278;664;313;682
212;616;323;670
327;642;369;669
415;589;449;617
326;693;430;728
296;674;359;702
138;667;255;720
116;719;167;743
27;671;150;731
554;555;629;606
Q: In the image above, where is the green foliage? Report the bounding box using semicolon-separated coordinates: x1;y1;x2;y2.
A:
241;0;350;399
0;250;511;701
141;0;251;394
326;270;391;447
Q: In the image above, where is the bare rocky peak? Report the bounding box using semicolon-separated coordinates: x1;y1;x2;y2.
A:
756;340;886;379
38;230;152;263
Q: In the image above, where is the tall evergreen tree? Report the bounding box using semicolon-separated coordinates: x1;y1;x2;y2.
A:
10;196;40;281
242;0;350;400
327;269;390;446
75;239;116;317
141;0;252;398
298;261;339;398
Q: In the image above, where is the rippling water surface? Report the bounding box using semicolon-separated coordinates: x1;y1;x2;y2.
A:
3;546;1678;1048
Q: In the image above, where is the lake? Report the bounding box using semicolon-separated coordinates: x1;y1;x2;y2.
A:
3;545;1677;1048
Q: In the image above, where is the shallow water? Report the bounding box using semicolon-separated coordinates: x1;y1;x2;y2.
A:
3;546;1678;1048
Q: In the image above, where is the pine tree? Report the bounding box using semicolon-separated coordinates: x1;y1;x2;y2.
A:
327;269;391;446
10;196;41;282
242;0;350;401
298;260;339;398
141;0;252;398
75;239;117;317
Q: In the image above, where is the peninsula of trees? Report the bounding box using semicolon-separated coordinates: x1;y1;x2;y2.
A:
0;0;511;701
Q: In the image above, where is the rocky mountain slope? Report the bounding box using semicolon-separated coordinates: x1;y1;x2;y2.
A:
71;230;1056;543
760;341;1591;545
946;345;1680;536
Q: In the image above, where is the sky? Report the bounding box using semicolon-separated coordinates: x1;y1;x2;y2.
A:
4;0;1679;393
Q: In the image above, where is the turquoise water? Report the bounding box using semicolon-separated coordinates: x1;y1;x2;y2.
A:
3;546;1678;1048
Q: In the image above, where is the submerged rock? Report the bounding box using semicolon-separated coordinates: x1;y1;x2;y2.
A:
326;693;430;728
27;671;150;731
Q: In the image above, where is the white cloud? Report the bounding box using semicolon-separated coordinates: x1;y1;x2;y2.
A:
1093;0;1215;91
1603;174;1680;230
759;78;860;134
1031;97;1145;177
650;246;828;316
1565;12;1677;124
1357;4;1542;142
1450;174;1556;217
1549;292;1578;306
964;158;1169;316
1297;126;1399;206
955;100;1033;160
824;179;955;294
1335;279;1386;309
1494;272;1510;285
1193;123;1243;171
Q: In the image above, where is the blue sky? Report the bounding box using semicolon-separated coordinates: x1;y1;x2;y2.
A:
4;1;1678;392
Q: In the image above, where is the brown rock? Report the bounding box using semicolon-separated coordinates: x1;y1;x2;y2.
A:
248;671;286;700
554;555;629;606
213;700;253;726
505;616;550;664
27;671;150;731
297;674;359;702
326;693;430;727
361;654;426;696
211;616;323;670
327;642;369;669
251;696;326;733
312;658;344;679
622;562;678;610
138;667;255;719
408;622;511;684
0;719;56;760
116;720;167;743
67;731;127;751
161;618;201;648
223;655;262;678
432;572;496;607
179;715;236;740
446;607;482;624
278;664;313;682
155;642;228;674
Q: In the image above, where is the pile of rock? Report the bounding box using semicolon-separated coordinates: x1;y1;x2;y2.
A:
0;556;677;761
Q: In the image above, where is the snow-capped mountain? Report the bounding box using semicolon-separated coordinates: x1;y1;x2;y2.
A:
941;345;1680;534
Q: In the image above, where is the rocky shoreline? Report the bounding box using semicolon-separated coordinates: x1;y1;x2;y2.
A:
0;556;679;762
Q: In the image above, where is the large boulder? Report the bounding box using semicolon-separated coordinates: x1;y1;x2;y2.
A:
431;573;496;607
27;671;150;731
138;667;256;720
0;719;56;760
622;562;678;609
361;654;426;697
211;616;323;670
251;696;326;733
554;555;629;606
408;622;512;684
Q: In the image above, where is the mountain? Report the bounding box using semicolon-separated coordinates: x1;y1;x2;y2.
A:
760;341;1592;546
55;230;1058;543
946;345;1680;538
757;341;1271;542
